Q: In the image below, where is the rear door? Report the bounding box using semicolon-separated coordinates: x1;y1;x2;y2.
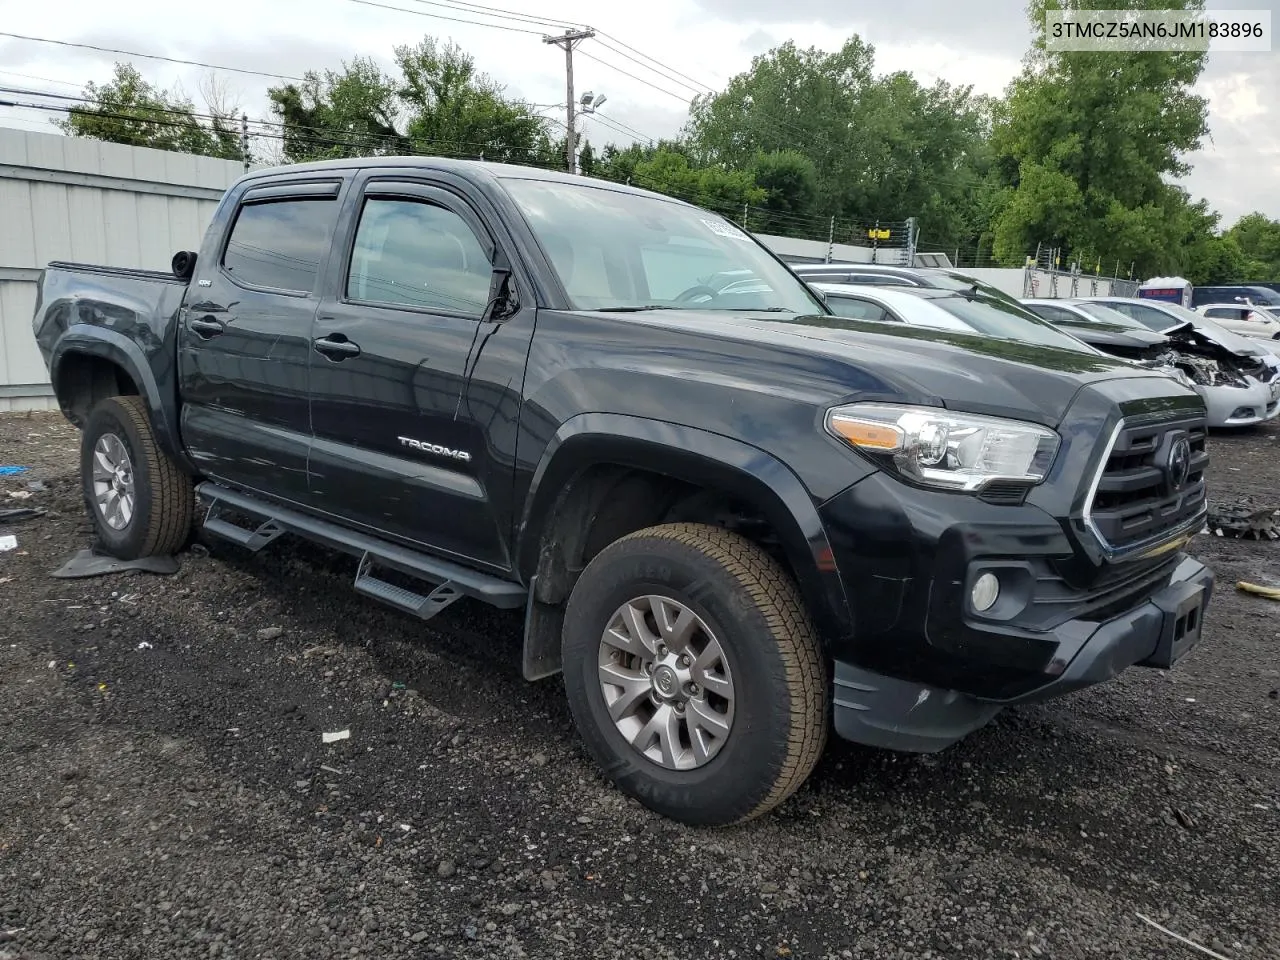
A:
178;177;345;503
306;174;525;570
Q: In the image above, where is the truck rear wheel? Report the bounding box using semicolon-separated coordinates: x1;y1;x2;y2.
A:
562;522;828;826
81;396;194;560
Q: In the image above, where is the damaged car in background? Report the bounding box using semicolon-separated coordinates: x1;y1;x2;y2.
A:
1022;298;1280;428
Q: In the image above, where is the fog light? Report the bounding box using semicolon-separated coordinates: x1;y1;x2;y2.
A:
971;572;1000;612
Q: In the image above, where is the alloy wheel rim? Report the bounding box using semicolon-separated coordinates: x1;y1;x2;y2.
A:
597;594;736;770
91;433;136;531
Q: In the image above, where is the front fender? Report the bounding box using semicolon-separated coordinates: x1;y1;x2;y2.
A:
515;413;855;647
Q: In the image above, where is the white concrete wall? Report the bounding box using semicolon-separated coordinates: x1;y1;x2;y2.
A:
0;128;250;411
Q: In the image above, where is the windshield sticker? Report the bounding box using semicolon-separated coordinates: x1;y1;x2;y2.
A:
701;218;750;241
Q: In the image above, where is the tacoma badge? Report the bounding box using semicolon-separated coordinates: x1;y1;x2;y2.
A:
398;436;472;462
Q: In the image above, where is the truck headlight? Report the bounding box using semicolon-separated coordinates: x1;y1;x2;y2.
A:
825;403;1060;493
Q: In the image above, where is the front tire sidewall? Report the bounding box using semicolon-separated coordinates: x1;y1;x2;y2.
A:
81;401;158;561
564;542;802;826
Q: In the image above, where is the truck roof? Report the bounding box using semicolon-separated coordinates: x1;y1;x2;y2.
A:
233;155;689;205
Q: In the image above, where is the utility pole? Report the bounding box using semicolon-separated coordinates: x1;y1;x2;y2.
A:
543;28;595;174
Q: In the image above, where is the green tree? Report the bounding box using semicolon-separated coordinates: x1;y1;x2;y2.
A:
57;63;242;161
593;140;690;185
629;149;764;214
1226;212;1280;279
577;140;597;176
394;38;548;163
748;150;817;235
266;37;552;165
267;57;404;162
989;0;1210;273
684;39;994;250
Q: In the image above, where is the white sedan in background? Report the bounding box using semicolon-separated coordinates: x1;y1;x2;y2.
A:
1195;302;1280;340
809;284;1280;428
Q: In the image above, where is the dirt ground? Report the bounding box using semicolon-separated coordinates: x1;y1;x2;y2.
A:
1;410;1278;960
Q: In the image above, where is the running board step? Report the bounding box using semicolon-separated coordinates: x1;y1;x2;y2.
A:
354;554;462;621
193;482;526;611
203;503;286;553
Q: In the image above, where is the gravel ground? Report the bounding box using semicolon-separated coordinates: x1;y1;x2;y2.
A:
1;410;1278;960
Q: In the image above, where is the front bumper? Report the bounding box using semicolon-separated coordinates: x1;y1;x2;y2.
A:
1200;377;1280;427
830;555;1214;752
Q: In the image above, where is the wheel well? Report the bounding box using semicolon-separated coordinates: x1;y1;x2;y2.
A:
57;354;140;425
530;464;792;607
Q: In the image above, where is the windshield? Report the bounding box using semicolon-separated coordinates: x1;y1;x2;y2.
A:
500;177;826;314
1070;302;1154;329
921;271;1024;306
921;294;1101;352
1107;300;1199;332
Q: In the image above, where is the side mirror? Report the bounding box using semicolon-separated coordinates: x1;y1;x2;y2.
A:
486;267;517;322
172;250;198;281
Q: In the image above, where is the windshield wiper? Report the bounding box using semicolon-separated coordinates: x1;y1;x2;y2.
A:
596;305;682;312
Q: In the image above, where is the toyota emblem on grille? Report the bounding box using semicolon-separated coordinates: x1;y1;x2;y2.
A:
1167;436;1192;490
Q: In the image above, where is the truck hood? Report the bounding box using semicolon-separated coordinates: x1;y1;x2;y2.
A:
591;310;1188;427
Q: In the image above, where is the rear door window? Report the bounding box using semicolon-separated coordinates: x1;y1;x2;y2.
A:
223;198;339;293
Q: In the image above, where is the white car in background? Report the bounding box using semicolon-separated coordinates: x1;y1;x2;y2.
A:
1195;302;1280;340
810;284;1280;429
1086;296;1280;362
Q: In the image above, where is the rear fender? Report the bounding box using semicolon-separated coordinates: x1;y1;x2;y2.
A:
50;327;186;466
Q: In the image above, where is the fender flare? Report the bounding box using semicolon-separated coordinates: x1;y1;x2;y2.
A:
50;326;183;463
516;413;855;645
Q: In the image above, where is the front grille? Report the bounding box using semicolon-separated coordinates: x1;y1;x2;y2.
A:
1085;413;1208;553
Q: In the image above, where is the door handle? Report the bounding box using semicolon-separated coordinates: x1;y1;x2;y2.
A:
189;317;226;339
313;335;361;360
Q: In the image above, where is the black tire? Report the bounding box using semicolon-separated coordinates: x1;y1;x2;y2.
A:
562;522;828;826
80;395;195;560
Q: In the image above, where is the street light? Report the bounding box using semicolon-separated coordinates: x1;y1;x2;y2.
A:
573;92;608;174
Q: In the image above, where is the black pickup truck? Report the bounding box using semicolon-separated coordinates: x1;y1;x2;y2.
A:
33;158;1214;826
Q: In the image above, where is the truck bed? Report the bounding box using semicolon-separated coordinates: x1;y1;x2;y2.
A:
31;260;192;436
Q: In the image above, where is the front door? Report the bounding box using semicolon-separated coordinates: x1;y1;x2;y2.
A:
177;178;345;503
306;177;521;570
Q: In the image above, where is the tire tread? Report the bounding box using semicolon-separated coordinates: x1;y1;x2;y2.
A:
92;396;194;557
606;522;828;823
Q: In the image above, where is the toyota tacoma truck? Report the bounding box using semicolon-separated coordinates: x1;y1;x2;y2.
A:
32;157;1214;826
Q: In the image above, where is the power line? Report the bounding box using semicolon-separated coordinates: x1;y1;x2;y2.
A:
0;85;559;157
593;36;711;98
0;32;306;82
592;30;715;93
575;48;692;106
344;0;547;35
0;69;84;90
584;112;655;146
397;0;582;30
0;97;889;247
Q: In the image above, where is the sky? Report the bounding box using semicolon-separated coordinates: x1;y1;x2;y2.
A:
0;0;1277;231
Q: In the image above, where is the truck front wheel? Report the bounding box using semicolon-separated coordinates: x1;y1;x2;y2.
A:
562;522;828;826
80;396;194;560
